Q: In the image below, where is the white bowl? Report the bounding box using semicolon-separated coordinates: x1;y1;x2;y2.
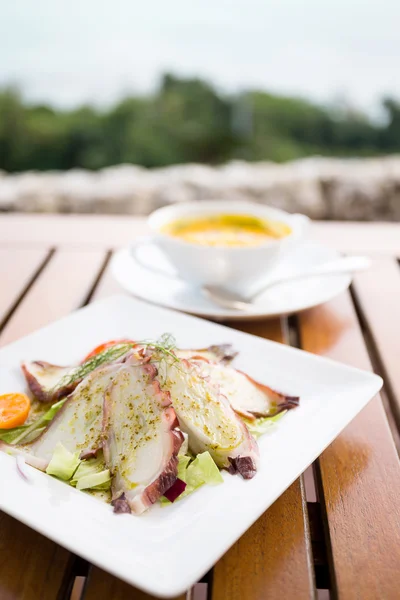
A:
132;200;309;287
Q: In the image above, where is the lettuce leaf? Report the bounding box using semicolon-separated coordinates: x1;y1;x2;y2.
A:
71;454;111;490
161;451;223;504
75;470;111;490
0;426;28;444
177;454;191;482
45;442;80;480
244;410;287;438
0;398;66;445
186;451;223;488
44;444;111;492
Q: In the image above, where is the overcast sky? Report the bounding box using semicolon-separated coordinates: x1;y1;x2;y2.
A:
1;0;399;113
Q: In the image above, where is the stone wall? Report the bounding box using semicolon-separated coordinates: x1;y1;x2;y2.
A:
0;156;399;220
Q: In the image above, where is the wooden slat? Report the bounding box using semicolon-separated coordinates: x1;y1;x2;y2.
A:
0;214;148;249
90;257;125;300
0;247;108;600
212;318;315;600
212;479;314;600
0;246;49;326
352;258;400;425
0;248;106;346
310;221;400;256
298;293;400;599
84;568;186;600
0;513;71;600
1;214;400;256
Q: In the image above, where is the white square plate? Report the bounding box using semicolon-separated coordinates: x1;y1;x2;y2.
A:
0;295;382;598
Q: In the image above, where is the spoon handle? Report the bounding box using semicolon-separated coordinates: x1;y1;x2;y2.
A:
251;256;371;300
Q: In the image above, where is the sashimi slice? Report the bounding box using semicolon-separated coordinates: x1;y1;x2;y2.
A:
161;358;259;479
21;361;75;403
103;362;183;515
21;345;133;403
176;344;237;364
192;360;299;420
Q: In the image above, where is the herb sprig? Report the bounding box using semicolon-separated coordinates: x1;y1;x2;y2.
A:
54;343;133;392
139;333;182;383
140;333;179;362
53;333;180;393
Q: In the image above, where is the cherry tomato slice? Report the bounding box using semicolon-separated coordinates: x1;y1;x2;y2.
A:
0;393;31;429
82;339;135;362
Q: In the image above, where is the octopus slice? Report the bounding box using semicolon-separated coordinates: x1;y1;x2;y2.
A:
192;360;299;420
21;346;133;403
21;361;75;403
103;361;183;515
175;344;237;365
161;357;259;479
4;364;121;470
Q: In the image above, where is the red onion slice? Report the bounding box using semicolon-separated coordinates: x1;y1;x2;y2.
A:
16;456;30;482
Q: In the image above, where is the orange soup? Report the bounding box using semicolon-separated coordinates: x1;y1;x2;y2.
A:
161;214;291;247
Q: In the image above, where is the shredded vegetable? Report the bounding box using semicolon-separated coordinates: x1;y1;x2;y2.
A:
0;398;66;445
46;442;80;480
161;452;223;504
244;411;286;438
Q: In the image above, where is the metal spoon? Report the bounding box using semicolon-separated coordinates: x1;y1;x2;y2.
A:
203;256;371;311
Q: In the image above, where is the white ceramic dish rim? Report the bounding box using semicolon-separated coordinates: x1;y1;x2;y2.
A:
147;199;309;252
0;295;383;597
111;243;352;320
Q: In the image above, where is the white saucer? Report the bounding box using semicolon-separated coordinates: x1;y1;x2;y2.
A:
110;242;352;321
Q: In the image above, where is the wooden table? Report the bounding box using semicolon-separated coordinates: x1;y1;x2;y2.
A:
1;214;400;600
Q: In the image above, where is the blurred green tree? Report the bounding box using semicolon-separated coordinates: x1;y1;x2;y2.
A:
0;76;397;172
379;98;400;151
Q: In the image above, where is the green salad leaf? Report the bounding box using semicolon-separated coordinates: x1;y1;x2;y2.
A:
45;445;111;491
0;398;66;445
186;451;224;488
42;444;111;492
161;451;223;504
0;426;28;444
75;470;111;490
177;454;191;481
244;410;287;438
71;455;111;490
46;442;80;480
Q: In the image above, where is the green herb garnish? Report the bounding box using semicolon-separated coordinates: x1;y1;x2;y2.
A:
53;334;179;393
140;333;179;362
53;343;134;392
